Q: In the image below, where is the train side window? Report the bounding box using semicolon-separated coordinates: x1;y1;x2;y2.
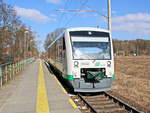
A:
63;37;66;50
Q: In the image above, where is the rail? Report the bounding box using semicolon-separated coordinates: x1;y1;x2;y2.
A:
0;57;35;87
78;94;97;113
103;92;142;113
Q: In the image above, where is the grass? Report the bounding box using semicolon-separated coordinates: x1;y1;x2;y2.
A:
112;56;150;111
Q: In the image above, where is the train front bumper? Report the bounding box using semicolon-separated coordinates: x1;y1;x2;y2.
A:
72;77;112;92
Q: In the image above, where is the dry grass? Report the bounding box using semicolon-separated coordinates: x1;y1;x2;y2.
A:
112;56;150;112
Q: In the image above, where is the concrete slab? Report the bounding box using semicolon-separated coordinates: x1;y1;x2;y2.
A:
0;60;81;113
0;61;39;113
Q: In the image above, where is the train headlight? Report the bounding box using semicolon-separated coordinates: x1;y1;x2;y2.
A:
107;61;111;67
74;61;79;68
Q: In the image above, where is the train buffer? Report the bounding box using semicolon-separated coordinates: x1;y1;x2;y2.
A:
0;59;81;113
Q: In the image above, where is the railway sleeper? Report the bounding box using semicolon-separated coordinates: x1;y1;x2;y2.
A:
87;101;115;105
98;110;129;113
96;107;126;113
92;104;121;109
82;95;106;99
91;103;119;108
84;98;109;102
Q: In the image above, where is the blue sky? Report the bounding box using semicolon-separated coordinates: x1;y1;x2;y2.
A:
5;0;150;51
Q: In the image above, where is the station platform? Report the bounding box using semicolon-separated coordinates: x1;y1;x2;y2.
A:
0;59;81;113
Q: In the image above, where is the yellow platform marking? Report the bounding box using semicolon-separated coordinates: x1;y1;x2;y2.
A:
69;98;77;108
36;60;50;113
61;87;67;94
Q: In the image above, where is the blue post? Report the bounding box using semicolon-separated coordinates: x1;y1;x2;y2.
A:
9;64;12;80
0;67;2;87
12;64;15;79
5;66;8;83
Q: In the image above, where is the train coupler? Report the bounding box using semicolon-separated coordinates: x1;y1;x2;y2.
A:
87;71;106;80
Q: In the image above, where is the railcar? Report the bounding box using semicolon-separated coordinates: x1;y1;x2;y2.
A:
47;27;115;92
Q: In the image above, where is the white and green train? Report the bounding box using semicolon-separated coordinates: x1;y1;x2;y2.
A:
47;27;115;92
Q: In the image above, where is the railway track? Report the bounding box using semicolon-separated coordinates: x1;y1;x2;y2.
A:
72;92;142;113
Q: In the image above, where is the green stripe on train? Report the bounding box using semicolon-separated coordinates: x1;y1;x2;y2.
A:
112;74;115;80
64;74;74;80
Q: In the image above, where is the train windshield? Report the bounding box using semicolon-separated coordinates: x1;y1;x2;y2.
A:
70;31;111;60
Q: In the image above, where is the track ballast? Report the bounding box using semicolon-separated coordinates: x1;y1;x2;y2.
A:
72;92;142;113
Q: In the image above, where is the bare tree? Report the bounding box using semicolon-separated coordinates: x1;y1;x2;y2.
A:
0;0;38;63
113;39;150;56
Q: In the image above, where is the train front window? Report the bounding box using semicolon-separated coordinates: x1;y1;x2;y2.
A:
72;41;111;60
70;31;111;60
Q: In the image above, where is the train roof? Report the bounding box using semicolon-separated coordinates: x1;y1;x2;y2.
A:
47;27;110;49
65;27;110;33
